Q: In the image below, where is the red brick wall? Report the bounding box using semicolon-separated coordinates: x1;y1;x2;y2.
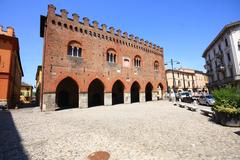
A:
41;5;166;96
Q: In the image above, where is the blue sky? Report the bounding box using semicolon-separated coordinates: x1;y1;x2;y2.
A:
0;0;239;87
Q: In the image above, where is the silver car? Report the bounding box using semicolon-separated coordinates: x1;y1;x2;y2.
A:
198;95;215;106
0;100;8;110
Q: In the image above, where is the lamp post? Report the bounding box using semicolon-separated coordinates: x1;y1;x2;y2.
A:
165;59;180;93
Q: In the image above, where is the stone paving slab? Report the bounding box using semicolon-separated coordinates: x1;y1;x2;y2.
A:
1;101;240;160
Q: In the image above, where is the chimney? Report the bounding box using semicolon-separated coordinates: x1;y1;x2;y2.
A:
60;9;68;19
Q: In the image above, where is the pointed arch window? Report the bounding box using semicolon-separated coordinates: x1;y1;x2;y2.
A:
154;61;159;71
134;56;141;68
107;49;116;63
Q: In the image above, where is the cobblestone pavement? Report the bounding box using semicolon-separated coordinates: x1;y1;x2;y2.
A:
0;101;240;160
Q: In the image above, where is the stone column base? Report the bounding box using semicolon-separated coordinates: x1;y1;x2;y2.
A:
42;93;56;111
79;93;88;109
124;92;130;104
152;92;158;101
104;92;112;106
140;92;145;102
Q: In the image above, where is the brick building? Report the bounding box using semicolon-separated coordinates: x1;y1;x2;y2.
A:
40;4;166;111
0;26;24;108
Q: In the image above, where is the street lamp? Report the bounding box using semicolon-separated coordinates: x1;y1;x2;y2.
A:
165;59;180;93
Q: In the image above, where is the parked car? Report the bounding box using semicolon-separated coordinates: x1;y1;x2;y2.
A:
0;99;8;110
178;92;194;103
198;95;215;106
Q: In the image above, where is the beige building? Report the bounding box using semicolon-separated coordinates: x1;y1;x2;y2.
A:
20;82;33;104
166;68;208;94
35;65;42;105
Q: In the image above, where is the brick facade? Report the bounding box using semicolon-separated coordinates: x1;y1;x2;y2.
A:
40;4;166;111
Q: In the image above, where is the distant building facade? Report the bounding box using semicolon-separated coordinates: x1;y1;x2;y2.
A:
40;4;166;111
20;82;33;104
203;21;240;91
166;68;208;93
0;26;24;108
35;65;42;105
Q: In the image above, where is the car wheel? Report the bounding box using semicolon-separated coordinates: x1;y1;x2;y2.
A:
197;100;200;105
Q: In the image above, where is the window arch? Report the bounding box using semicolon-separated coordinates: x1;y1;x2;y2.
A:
106;49;116;63
64;23;68;29
154;61;159;71
74;27;78;32
134;55;141;67
67;41;82;58
69;25;73;31
52;20;56;25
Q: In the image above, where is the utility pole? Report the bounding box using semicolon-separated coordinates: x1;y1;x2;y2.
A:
171;59;176;92
165;59;180;93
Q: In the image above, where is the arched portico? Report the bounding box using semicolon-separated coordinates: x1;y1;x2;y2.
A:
131;81;140;103
88;79;105;107
56;77;79;109
112;80;124;105
145;82;153;101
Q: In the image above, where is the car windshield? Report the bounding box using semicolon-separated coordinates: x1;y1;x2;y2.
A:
206;95;213;99
181;93;189;96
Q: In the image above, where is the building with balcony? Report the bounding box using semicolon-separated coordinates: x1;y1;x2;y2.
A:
202;21;240;91
166;68;208;94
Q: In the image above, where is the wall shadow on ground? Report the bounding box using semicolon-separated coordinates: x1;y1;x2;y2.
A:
19;103;38;109
0;111;28;159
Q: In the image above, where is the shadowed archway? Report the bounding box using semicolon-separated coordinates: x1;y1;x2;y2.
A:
56;77;79;109
88;79;104;107
131;81;140;103
112;80;124;105
145;82;153;101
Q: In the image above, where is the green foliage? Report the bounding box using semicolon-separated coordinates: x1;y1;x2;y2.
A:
212;85;240;115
